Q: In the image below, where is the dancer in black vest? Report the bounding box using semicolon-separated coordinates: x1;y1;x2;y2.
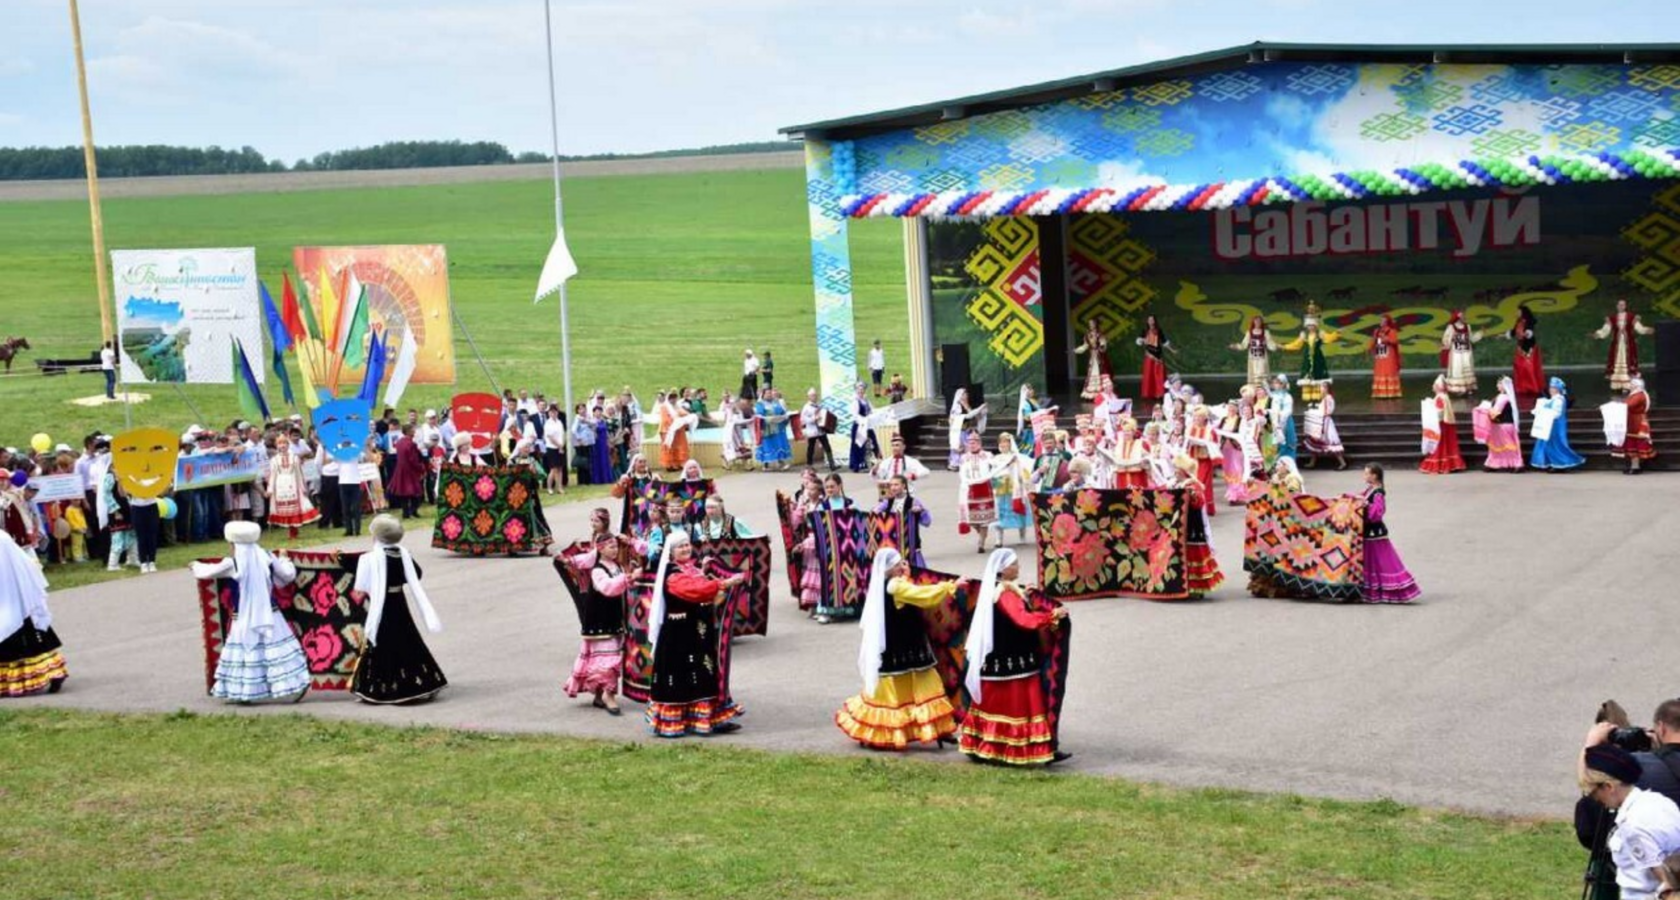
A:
561;532;636;715
960;548;1070;766
835;547;962;750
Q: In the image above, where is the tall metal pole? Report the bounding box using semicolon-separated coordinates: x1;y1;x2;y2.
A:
69;0;128;428
543;0;575;447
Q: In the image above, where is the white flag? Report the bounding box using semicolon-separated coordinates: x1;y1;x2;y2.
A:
337;271;365;355
534;228;579;303
382;326;419;407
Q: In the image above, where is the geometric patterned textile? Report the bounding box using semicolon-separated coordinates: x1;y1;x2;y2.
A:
1032;487;1190;601
1242;486;1368;602
962;216;1043;368
773;490;807;597
1067;213;1160;343
432;464;553;556
195;550;366;693
619;560;743;705
618;477;714;538
900;566;980;717
1621;181;1680;317
691;535;772;638
807;506;871;619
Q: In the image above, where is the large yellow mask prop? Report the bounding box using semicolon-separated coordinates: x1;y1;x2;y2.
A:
111;427;178;499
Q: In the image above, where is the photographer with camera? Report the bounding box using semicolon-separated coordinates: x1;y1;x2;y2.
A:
1578;705;1680;900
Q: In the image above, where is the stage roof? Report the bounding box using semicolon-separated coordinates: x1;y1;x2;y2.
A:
785;42;1680;219
781;42;1680;141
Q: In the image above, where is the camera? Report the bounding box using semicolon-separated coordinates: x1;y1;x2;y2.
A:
1598;699;1655;752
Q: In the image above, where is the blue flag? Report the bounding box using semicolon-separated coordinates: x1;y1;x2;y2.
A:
259;281;295;405
232;338;271;423
357;327;387;408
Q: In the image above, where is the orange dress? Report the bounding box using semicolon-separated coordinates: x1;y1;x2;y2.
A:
658;404;690;471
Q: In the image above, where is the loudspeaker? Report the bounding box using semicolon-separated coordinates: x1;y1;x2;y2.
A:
1656;321;1680;400
938;343;970;407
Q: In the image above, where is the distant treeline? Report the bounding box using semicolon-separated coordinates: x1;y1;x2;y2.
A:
0;140;798;181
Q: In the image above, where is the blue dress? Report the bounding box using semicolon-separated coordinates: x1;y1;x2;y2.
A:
1271;391;1298;460
755;400;792;464
590;419;613;483
1529;395;1585;470
1017;399;1039;453
849;398;879;471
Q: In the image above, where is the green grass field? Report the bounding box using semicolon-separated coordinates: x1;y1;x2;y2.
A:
0;709;1578;899
0;169;908;449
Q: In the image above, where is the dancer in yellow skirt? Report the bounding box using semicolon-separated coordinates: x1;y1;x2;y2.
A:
835;547;961;750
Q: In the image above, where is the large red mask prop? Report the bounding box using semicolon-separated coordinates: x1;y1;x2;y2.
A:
451;392;502;453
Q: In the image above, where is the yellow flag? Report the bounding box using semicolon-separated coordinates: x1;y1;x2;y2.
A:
295;336;322;409
318;266;340;352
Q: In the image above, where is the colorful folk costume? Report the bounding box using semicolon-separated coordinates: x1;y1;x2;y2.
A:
791;487;825;611
658;397;698;472
1183;410;1219;515
1016;386;1051;455
753;395;793;469
0;530;67;697
1476;376;1525;472
1439;311;1482;396
1073;322;1111;400
1530;377;1586;472
835;549;961;750
1283;307;1338;402
1612;377;1657;475
1360;484;1420;604
1232;316;1280;389
956;437;996;540
987;435;1034;545
1216;402;1258;505
1136;317;1171;402
1268;377;1298;461
265;444;320;532
1507;305;1545;400
1367;314;1403;400
559;535;631;711
959;549;1069;767
1419;376;1466;475
947;389;982;470
1301;387;1346;468
191;522;310;703
1110;424;1150;490
874;492;932;569
1173;456;1224;598
351;516;447;704
1594;304;1655;391
849;391;881;472
646;531;743;737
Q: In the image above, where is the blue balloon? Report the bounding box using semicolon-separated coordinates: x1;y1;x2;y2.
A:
159;497;178;520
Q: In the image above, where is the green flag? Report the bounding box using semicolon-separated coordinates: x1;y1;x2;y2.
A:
232;338;270;423
340;286;370;369
297;270;324;342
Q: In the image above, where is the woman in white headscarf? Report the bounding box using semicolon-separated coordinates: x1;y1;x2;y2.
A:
959;548;1069;766
0;530;66;697
351;514;446;704
835;547;961;751
987;433;1034;548
1479;375;1524;471
191;522;311;703
646;530;747;737
947;389;978;470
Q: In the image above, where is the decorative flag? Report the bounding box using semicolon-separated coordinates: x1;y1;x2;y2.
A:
296;273;324;343
382;326;419;407
232;338;271;423
534;228;579;303
259;281;295;405
336;272;365;356
295;337;322;409
318;266;340;351
357;327;387;407
281;271;307;343
340;285;370;369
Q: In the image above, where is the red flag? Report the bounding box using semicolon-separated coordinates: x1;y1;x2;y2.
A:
280;271;307;342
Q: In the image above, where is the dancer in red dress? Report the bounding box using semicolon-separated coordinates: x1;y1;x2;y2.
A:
1367;314;1403;400
1613;376;1656;475
959;548;1069;767
1593;298;1655;391
1505;304;1545;402
1183;406;1218;516
1136;315;1170;402
1419;375;1466;475
1173;455;1224;598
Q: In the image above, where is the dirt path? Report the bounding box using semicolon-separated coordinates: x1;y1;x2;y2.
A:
0;150;805;202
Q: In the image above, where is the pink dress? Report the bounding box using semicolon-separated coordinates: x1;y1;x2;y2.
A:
1361;487;1419;604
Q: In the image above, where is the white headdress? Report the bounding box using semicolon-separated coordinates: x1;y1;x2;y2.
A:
648;530;692;650
353;514;441;647
963;547;1018;704
858;547;903;695
0;531;51;644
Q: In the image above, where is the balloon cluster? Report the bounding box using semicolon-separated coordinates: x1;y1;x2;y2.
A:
30;433;51;454
829;141;857;196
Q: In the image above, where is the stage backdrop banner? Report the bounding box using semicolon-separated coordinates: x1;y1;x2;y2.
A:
292;245;456;385
1243;486;1368;601
111;247;262;384
1033;487;1190;601
195;550;367;692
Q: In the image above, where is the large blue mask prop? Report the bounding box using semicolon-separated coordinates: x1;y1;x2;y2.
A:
316;400;370;463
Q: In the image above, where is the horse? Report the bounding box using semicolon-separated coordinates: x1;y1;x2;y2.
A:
0;336;29;372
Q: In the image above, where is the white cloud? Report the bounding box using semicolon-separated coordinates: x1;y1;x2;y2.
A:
0;59;34;77
0;112;25;127
957;9;1038;38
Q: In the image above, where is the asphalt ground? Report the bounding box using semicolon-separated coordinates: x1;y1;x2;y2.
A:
27;463;1679;818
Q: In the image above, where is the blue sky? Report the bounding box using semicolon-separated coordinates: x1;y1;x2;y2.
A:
0;0;1673;162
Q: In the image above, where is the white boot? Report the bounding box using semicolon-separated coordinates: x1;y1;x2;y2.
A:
107;546;123;571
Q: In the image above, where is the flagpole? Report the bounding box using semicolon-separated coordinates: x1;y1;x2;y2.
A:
543;0;575;451
68;0;129;429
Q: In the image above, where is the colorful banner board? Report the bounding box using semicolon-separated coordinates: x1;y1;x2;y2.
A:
292;245;457;385
110;247;263;384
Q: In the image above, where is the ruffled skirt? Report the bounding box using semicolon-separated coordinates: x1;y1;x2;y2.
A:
562;635;624;697
0;622;68;698
1363;537;1420;604
212;628;310;702
1482;423;1524;470
958;673;1055;766
834;666;957;750
647;697;742;738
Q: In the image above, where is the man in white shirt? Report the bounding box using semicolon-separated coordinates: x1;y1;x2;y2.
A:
799;389;836;471
335;450;366;538
570;406;597;484
868;339;886;397
1580;737;1680;900
872;433;930;489
100;340;116;399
